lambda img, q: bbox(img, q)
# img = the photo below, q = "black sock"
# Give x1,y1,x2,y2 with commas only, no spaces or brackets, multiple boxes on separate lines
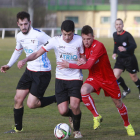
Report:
14,107,24,131
134,79,140,93
40,95,56,107
117,77,128,91
73,112,81,131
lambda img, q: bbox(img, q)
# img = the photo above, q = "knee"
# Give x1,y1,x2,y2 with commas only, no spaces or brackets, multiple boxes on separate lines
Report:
81,87,88,95
27,101,35,109
59,109,68,116
130,75,138,82
115,101,122,108
116,103,122,108
14,95,23,105
113,98,122,108
114,74,120,79
70,101,80,111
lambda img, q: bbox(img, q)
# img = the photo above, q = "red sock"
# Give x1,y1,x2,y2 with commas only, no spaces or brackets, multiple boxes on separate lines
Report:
117,103,130,126
82,93,99,117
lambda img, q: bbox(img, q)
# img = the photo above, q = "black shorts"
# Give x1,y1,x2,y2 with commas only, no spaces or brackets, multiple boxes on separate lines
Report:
17,68,51,99
55,79,83,105
114,55,139,74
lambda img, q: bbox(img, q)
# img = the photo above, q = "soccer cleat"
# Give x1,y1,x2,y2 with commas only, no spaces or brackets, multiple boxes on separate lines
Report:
73,131,83,138
93,114,103,130
69,117,74,129
4,127,23,133
125,124,135,136
122,88,131,99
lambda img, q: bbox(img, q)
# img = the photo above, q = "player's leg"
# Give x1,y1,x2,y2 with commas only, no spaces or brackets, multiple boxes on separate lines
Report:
57,101,70,116
69,96,81,134
67,79,83,138
81,83,102,130
27,71,56,108
5,89,29,133
114,57,130,97
127,54,140,98
112,98,135,136
81,83,99,117
27,93,55,108
55,78,73,116
129,73,140,99
114,68,130,98
5,69,32,133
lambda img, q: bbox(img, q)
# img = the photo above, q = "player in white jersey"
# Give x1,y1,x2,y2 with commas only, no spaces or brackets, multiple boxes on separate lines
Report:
0,11,56,133
17,20,84,138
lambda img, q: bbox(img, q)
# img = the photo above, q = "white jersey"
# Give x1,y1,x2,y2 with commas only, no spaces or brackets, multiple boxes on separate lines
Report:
42,35,84,80
12,27,51,71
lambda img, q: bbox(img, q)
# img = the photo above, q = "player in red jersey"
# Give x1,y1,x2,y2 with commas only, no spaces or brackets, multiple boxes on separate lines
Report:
57,25,135,136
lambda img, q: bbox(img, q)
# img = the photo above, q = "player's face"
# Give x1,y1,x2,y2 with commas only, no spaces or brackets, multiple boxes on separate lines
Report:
115,20,124,33
61,30,74,43
82,33,94,48
17,18,31,34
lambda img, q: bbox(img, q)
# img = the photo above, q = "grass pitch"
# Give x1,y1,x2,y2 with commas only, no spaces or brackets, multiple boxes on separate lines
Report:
0,37,140,140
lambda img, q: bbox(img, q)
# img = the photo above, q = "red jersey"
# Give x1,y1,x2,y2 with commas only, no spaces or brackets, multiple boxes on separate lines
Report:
69,40,116,84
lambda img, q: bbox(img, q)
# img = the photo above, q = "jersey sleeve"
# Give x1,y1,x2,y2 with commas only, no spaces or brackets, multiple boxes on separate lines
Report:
7,39,23,67
38,31,51,44
126,33,137,52
69,58,94,69
42,37,55,52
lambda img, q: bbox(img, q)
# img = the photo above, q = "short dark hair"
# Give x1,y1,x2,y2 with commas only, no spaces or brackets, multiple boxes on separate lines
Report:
115,18,123,24
17,11,30,22
61,20,75,32
81,25,94,36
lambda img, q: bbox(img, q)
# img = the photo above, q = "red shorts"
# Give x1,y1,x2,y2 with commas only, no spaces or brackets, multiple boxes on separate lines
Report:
84,77,121,99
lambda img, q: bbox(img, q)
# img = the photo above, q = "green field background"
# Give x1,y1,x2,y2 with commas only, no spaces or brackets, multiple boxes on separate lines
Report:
0,37,140,140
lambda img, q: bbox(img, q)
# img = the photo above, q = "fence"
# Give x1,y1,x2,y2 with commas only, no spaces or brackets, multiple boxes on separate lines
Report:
0,27,140,39
0,28,81,39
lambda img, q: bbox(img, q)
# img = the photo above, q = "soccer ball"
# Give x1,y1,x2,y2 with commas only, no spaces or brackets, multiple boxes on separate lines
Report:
54,123,71,139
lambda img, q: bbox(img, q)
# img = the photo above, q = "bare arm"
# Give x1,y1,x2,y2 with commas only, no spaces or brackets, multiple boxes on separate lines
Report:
17,48,46,69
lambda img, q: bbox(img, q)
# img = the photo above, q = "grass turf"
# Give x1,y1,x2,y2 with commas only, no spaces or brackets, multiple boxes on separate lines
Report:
0,37,140,140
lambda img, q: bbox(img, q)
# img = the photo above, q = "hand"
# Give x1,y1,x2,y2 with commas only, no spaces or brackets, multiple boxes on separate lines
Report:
112,54,116,60
17,59,26,69
118,46,126,52
77,58,86,66
57,60,69,69
0,65,10,73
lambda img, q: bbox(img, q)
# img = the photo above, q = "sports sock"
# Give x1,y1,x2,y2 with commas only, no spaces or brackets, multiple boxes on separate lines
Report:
117,103,130,126
117,77,128,91
40,95,56,107
73,112,81,131
82,93,99,117
14,107,24,131
134,79,140,93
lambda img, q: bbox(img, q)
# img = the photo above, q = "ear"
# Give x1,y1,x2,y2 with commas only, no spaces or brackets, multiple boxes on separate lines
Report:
17,22,19,27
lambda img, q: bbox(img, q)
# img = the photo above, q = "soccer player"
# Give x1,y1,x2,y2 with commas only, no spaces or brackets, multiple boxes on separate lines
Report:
0,11,56,133
112,18,140,99
17,20,84,138
57,25,135,136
